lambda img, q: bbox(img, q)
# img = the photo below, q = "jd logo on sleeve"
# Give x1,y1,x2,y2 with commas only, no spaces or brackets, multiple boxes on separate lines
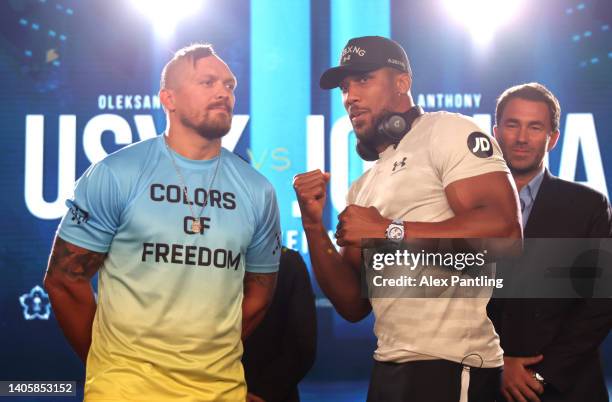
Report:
467,132,493,158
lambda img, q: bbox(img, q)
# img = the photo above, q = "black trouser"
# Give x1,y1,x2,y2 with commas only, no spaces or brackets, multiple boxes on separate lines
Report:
367,359,502,402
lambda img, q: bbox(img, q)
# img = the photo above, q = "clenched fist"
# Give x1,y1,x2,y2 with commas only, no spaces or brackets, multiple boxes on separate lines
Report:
293,170,331,229
335,205,392,248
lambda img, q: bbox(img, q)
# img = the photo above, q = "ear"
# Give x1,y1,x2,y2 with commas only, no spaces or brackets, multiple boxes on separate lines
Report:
547,130,560,152
493,125,499,140
159,88,176,112
396,72,411,94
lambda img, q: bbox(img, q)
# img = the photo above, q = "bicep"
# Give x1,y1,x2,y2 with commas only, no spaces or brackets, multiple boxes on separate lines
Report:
45,235,105,286
243,272,278,299
444,171,519,217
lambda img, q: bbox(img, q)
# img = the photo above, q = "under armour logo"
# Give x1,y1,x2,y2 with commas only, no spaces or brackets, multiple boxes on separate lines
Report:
392,157,407,172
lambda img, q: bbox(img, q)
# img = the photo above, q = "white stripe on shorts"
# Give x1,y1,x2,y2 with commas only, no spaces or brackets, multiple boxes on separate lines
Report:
459,365,470,402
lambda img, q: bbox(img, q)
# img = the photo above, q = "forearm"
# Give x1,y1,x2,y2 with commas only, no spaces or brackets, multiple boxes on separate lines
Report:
44,236,104,363
242,272,277,340
304,224,370,322
405,206,521,238
45,279,97,362
242,297,270,340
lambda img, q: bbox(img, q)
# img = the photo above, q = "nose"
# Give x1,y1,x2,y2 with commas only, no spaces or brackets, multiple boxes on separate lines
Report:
215,82,232,101
516,126,529,143
343,82,360,109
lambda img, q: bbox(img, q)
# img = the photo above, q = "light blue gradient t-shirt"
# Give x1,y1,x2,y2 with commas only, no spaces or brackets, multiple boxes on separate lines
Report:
57,135,281,401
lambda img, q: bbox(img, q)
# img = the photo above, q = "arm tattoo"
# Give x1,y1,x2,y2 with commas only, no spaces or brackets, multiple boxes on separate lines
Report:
244,272,276,289
47,237,106,282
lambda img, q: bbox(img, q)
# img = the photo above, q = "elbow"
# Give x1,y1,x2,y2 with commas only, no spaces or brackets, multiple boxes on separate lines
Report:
492,213,522,239
43,271,72,296
339,311,359,322
336,304,370,323
514,223,523,239
486,220,523,257
343,312,366,323
43,272,60,293
505,221,523,239
42,274,64,306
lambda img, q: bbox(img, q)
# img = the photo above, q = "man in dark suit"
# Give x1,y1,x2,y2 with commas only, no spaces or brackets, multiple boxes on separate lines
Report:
490,82,612,402
242,247,317,402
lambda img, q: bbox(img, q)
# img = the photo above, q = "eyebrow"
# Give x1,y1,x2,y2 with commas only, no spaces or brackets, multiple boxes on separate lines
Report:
351,72,372,80
196,74,216,81
195,74,237,85
340,72,372,87
503,117,545,126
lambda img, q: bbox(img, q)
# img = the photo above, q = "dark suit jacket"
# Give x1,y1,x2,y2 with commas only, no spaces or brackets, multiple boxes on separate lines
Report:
489,170,612,402
242,248,317,402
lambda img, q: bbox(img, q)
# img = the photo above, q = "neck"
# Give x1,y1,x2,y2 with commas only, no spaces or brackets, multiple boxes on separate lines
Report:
165,121,221,160
513,165,545,192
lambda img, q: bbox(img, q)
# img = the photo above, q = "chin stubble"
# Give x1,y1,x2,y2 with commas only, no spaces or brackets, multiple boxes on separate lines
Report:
180,113,232,140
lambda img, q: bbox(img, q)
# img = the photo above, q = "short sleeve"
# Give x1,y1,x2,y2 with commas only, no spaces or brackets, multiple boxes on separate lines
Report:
429,115,509,188
245,182,281,273
346,168,371,206
57,162,123,253
347,182,356,205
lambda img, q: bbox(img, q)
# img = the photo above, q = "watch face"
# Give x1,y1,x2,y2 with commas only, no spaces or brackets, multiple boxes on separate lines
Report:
388,226,404,240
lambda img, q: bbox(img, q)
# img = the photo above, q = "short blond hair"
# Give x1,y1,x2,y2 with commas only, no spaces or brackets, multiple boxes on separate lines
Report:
160,43,216,89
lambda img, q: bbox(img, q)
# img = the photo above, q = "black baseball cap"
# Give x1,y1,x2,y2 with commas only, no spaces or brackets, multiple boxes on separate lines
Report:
320,36,411,89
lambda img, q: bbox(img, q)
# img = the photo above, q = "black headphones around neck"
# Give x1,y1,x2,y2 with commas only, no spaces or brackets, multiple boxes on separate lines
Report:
377,105,424,142
356,106,425,161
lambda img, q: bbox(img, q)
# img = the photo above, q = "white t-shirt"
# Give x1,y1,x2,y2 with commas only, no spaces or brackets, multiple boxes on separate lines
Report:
348,111,509,368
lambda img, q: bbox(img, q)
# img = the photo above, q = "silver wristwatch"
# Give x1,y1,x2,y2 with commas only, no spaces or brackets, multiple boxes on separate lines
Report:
385,219,404,241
